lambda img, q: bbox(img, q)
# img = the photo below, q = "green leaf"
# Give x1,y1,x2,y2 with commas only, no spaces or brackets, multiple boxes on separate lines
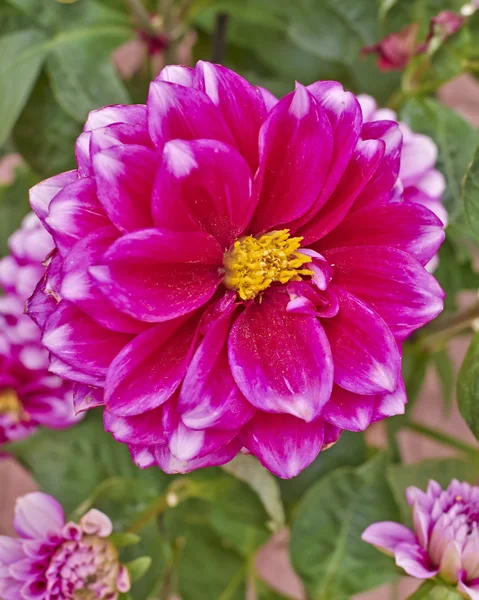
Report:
457,332,479,440
279,431,367,507
388,459,479,525
0,28,48,145
290,454,400,599
222,453,285,531
463,144,479,244
126,556,152,583
12,72,82,177
108,532,141,548
408,580,463,599
400,98,479,221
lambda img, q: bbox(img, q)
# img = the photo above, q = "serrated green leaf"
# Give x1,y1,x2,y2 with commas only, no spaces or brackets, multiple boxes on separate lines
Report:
457,332,479,440
290,454,400,600
126,556,152,583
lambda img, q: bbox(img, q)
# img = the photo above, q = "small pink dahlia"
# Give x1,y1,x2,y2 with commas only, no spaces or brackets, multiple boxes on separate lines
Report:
0,214,78,444
363,479,479,599
0,492,130,599
29,62,444,478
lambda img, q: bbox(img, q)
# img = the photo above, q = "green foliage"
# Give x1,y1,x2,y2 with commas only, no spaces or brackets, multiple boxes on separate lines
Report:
290,454,401,599
457,331,479,440
408,580,464,599
126,556,152,583
463,144,479,245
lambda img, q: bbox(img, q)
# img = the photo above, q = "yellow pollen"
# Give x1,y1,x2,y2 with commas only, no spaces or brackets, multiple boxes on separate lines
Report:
0,388,23,421
223,229,313,301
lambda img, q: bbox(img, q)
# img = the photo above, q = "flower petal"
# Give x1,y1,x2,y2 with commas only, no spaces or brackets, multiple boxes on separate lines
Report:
321,287,400,395
323,246,444,340
257,86,278,111
228,290,333,422
320,385,376,432
92,145,159,232
147,81,235,151
89,122,152,158
90,229,222,322
105,316,197,416
152,139,256,249
29,171,77,223
239,411,325,478
153,438,242,474
73,384,104,413
156,65,195,86
251,84,333,233
84,104,147,132
14,492,64,539
394,542,439,579
195,61,266,170
104,405,166,445
371,379,407,423
362,522,417,555
178,302,256,430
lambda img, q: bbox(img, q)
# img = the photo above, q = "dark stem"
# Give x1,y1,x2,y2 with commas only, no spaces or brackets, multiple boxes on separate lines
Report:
211,12,229,64
406,421,479,456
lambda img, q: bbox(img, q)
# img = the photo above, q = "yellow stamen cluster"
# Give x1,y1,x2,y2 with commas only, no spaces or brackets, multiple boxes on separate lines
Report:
223,229,313,301
0,388,23,420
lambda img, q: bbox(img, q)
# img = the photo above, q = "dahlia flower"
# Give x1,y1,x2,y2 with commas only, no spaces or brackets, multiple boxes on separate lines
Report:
29,61,444,478
0,213,78,444
363,479,479,599
0,492,130,599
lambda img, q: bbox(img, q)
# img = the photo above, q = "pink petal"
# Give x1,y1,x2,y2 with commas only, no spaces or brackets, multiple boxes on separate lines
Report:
45,177,110,256
0,537,25,564
298,138,385,244
323,246,445,340
239,412,325,478
178,302,256,430
320,385,377,432
43,302,131,382
362,522,417,555
104,405,166,445
394,542,439,579
195,61,266,170
84,104,147,131
156,65,195,86
49,355,105,387
251,84,333,233
90,122,152,158
29,171,77,223
90,229,222,322
80,509,113,537
61,226,146,333
129,444,156,468
458,581,479,600
228,290,333,422
152,139,256,249
257,86,278,111
321,287,400,395
439,540,463,583
73,384,104,413
371,379,407,423
153,438,241,474
317,203,444,267
400,129,438,186
92,145,159,232
14,492,64,539
105,316,197,416
147,81,235,151
75,131,92,176
462,534,479,580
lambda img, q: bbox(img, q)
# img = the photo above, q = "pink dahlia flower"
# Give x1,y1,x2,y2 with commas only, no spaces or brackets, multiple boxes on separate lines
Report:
0,492,130,599
0,214,78,444
28,62,445,478
363,479,479,599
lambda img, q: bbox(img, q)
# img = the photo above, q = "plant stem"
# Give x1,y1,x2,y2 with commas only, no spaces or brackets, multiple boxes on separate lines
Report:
211,12,229,63
125,0,155,33
406,421,479,457
417,302,479,352
127,494,169,534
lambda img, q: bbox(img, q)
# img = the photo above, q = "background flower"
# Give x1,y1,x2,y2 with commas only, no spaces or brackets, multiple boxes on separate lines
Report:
29,61,444,478
0,214,79,445
0,491,130,599
363,479,479,599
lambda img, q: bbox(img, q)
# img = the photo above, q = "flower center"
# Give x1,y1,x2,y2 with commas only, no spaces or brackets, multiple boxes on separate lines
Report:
223,229,313,301
0,389,23,421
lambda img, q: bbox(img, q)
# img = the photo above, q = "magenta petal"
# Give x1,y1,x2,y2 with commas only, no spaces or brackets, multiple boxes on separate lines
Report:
84,104,147,132
322,287,400,395
76,131,92,176
323,246,445,340
29,171,77,223
129,444,156,468
153,438,241,474
371,379,407,423
73,384,104,413
105,317,197,416
61,226,147,333
317,203,445,267
90,229,222,322
90,122,152,158
257,87,278,111
239,412,325,478
45,177,110,256
362,522,417,556
147,81,235,151
251,84,333,233
14,492,64,539
320,385,377,432
458,580,479,600
394,542,439,579
195,61,266,170
0,537,24,564
92,145,159,232
104,406,166,445
156,65,195,86
178,303,256,431
49,355,104,387
152,139,256,248
43,302,131,381
299,138,384,244
228,291,333,422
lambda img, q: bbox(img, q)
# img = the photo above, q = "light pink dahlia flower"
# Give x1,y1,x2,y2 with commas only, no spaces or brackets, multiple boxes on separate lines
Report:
0,214,78,444
28,62,445,478
0,492,130,599
363,480,479,599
